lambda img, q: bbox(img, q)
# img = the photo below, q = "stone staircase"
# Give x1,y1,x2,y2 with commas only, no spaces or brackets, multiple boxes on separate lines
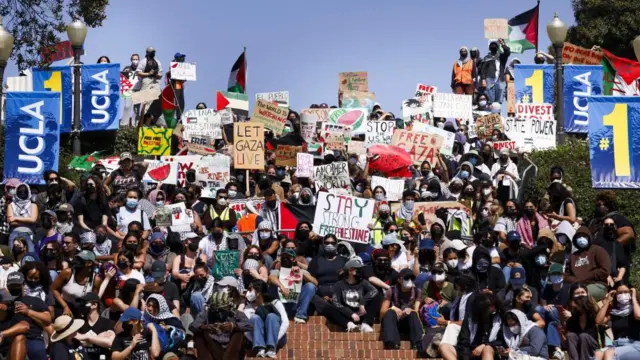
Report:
245,316,427,360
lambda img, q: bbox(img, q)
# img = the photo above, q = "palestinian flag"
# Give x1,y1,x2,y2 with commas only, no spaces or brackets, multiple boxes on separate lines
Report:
68,152,101,171
227,50,247,94
506,4,539,54
279,202,315,239
161,85,177,128
601,49,640,96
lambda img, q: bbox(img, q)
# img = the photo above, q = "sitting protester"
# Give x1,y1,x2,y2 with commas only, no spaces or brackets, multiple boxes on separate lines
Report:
381,268,423,350
244,280,288,358
595,284,640,360
495,309,549,359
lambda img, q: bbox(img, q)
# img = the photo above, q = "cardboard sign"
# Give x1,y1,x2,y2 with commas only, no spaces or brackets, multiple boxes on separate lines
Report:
515,103,554,121
507,81,516,114
195,155,231,197
339,72,368,92
233,123,265,170
229,198,264,220
328,108,368,135
504,117,557,151
484,18,509,39
252,99,288,135
402,98,433,125
562,43,603,65
412,124,455,156
131,88,161,105
278,267,303,303
492,141,517,151
170,62,197,81
183,108,223,140
433,93,473,120
341,90,375,110
138,127,172,155
390,201,470,230
365,120,395,147
160,155,201,187
256,91,290,108
143,160,178,185
325,133,346,151
313,192,374,244
296,153,314,178
300,108,328,142
187,136,216,155
348,141,366,155
415,84,437,100
212,250,240,279
371,176,405,201
276,145,302,166
475,113,503,139
159,203,194,227
41,40,75,63
391,129,443,166
217,91,249,122
313,162,350,191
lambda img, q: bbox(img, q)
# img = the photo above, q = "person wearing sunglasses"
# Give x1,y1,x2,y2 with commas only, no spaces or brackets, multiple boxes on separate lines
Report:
202,189,237,232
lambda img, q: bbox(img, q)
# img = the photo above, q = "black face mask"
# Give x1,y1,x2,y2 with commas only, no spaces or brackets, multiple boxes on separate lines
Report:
118,261,129,270
379,213,390,220
297,229,310,241
96,234,107,244
266,200,277,209
25,280,39,288
16,190,28,200
431,228,443,239
85,185,97,194
73,259,86,270
212,232,223,241
188,242,199,252
227,237,239,250
126,243,138,252
490,46,498,54
122,323,134,333
12,247,24,256
375,260,390,273
281,258,294,268
603,225,617,240
79,304,92,317
509,241,520,250
595,206,608,218
111,207,119,216
523,208,535,218
8,287,22,296
246,254,260,261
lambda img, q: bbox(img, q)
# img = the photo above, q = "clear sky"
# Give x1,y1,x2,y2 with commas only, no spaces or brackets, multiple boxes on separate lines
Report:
4,0,575,113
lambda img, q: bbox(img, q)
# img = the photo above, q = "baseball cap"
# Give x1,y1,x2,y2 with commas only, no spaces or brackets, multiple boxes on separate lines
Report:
548,263,564,275
120,152,133,161
399,268,415,280
76,250,96,262
174,52,186,58
510,267,527,288
151,260,166,282
507,231,522,242
344,258,364,270
419,239,435,250
42,210,57,219
217,276,239,289
499,148,510,156
56,203,74,213
450,239,468,251
77,292,101,304
120,307,142,322
6,272,24,286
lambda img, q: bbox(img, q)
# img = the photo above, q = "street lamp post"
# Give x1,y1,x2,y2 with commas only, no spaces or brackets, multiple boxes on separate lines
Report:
0,17,15,124
66,20,88,155
633,36,640,62
547,12,568,145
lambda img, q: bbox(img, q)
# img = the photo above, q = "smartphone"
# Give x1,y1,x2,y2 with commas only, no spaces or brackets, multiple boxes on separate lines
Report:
556,305,565,313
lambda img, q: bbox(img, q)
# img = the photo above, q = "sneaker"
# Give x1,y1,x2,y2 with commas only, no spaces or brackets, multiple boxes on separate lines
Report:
266,350,277,358
551,348,565,360
346,322,359,332
294,317,306,324
360,323,374,333
256,349,266,358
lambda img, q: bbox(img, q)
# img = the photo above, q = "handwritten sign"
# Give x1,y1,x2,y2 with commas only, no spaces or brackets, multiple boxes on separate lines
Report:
507,81,516,114
276,145,302,166
229,198,264,220
296,153,314,178
251,99,288,135
402,98,433,125
562,42,603,65
162,203,194,227
492,141,517,151
415,84,437,100
313,162,350,191
256,91,290,108
325,133,346,151
390,201,470,230
278,267,303,303
433,93,473,120
195,155,231,196
484,18,509,39
233,123,265,170
313,192,374,244
504,117,557,151
348,141,366,155
160,155,200,187
300,108,328,142
183,108,223,140
138,127,172,156
212,250,240,279
188,136,216,155
515,103,554,121
371,176,405,201
475,113,503,139
170,62,197,81
365,120,395,147
41,40,76,63
341,90,375,110
391,129,443,166
339,72,368,92
143,160,178,185
328,108,367,135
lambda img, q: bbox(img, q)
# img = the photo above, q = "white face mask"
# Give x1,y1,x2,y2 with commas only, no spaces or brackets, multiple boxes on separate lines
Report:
246,290,256,302
292,192,300,199
617,293,632,305
403,279,414,288
447,259,459,269
259,232,271,240
509,325,520,334
434,273,446,282
483,188,492,196
228,190,237,198
217,198,228,207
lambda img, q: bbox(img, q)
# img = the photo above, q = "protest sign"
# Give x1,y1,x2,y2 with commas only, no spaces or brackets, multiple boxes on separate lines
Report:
120,71,137,98
563,65,604,134
412,124,455,156
493,141,517,152
143,160,178,185
415,84,437,99
341,91,375,111
3,92,61,185
155,207,173,227
348,141,366,155
296,153,314,177
187,136,216,155
195,155,231,196
325,133,346,151
182,108,223,140
167,203,194,226
160,155,201,187
588,96,640,188
276,145,302,166
402,98,433,125
131,87,161,105
138,127,172,156
251,99,288,135
392,129,443,166
322,122,351,140
300,108,328,142
278,267,303,303
32,66,72,133
81,63,120,132
40,40,76,63
314,162,350,191
507,81,515,114
256,91,289,108
515,103,554,121
484,18,509,39
514,65,555,105
233,123,265,170
365,120,395,147
170,62,196,81
212,250,240,279
313,192,374,244
503,117,557,151
390,201,471,230
229,198,264,220
371,176,404,201
475,113,503,139
328,108,367,135
339,72,368,92
217,91,249,121
563,43,603,65
433,93,473,120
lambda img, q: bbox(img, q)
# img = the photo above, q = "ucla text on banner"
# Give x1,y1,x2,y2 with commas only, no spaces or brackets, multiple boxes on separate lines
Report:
4,92,61,185
514,64,555,105
588,96,640,189
563,65,603,134
81,63,121,131
32,66,72,133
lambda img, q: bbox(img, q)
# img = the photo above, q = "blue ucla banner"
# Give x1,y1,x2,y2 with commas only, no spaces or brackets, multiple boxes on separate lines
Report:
563,65,603,134
32,66,73,133
81,63,121,131
514,64,555,105
4,92,61,185
588,96,640,189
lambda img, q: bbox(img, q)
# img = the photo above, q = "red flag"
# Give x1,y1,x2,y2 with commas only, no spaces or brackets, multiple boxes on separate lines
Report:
216,91,230,111
602,49,640,85
161,86,176,111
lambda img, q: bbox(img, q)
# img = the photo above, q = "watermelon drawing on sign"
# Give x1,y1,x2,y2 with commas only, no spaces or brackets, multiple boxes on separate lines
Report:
148,164,171,182
329,109,366,133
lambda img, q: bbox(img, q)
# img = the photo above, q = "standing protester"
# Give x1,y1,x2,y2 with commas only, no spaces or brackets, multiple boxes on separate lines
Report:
480,39,511,104
451,46,477,96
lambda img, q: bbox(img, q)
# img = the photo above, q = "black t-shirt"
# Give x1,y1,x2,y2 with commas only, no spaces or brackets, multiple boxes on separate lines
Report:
109,168,143,196
308,256,347,287
611,313,640,341
11,295,49,339
74,197,110,229
112,329,152,360
541,283,571,307
78,316,116,360
50,339,88,360
361,265,398,288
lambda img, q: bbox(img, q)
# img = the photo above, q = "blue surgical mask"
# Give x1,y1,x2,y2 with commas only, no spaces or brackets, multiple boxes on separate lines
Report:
403,200,414,210
356,186,364,193
535,254,547,266
459,170,470,179
576,237,589,249
126,199,138,208
156,201,164,207
469,157,477,165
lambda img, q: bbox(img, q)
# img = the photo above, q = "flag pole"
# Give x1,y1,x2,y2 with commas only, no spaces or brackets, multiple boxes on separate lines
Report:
536,0,540,53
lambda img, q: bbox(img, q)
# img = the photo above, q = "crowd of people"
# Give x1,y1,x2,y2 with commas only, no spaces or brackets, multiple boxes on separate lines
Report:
0,41,637,360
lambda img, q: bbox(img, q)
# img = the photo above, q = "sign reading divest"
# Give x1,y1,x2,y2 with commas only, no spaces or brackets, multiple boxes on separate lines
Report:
392,129,443,166
365,120,395,147
313,192,374,244
433,93,473,120
81,63,120,131
563,65,604,134
170,62,197,81
252,99,288,135
515,103,554,121
233,123,265,170
182,108,224,140
339,72,368,92
313,162,350,191
4,92,61,185
493,141,517,151
138,127,172,156
514,64,555,105
256,91,290,108
212,250,240,279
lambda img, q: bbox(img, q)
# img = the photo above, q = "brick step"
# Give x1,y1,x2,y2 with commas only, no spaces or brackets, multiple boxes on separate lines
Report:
287,323,383,333
245,348,424,359
282,339,415,350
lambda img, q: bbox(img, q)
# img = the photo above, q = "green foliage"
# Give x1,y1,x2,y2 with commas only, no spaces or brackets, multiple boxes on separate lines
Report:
0,0,109,70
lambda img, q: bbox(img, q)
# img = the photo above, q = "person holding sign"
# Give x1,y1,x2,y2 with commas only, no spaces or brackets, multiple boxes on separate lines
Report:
244,280,289,358
480,40,511,104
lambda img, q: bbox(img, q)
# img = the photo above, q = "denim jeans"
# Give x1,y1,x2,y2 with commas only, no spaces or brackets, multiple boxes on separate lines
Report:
251,313,283,350
190,291,206,314
263,254,275,270
295,283,317,320
535,305,561,347
486,77,506,104
26,338,48,360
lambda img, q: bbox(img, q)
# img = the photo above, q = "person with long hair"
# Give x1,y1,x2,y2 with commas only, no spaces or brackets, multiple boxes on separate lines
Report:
517,199,550,249
116,250,145,284
244,280,289,358
547,182,578,224
235,245,269,291
172,233,200,292
595,284,640,360
51,250,103,317
75,175,110,231
116,189,151,241
561,283,601,360
495,198,520,244
21,261,55,319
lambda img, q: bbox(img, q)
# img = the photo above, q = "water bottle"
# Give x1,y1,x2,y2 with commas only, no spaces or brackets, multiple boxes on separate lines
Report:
99,356,106,360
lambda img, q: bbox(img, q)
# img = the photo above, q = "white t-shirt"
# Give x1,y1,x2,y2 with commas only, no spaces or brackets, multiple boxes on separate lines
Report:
120,269,146,284
391,252,408,271
117,207,151,234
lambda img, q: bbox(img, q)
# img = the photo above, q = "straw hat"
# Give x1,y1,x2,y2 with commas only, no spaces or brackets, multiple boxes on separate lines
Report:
50,315,85,343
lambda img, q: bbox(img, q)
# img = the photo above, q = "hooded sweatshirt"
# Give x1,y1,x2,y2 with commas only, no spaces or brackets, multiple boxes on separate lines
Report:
331,278,378,318
500,309,548,358
471,246,506,294
565,226,611,285
455,161,477,182
431,218,452,259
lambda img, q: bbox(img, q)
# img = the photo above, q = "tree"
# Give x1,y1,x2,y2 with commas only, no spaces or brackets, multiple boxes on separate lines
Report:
565,0,640,60
0,0,108,70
